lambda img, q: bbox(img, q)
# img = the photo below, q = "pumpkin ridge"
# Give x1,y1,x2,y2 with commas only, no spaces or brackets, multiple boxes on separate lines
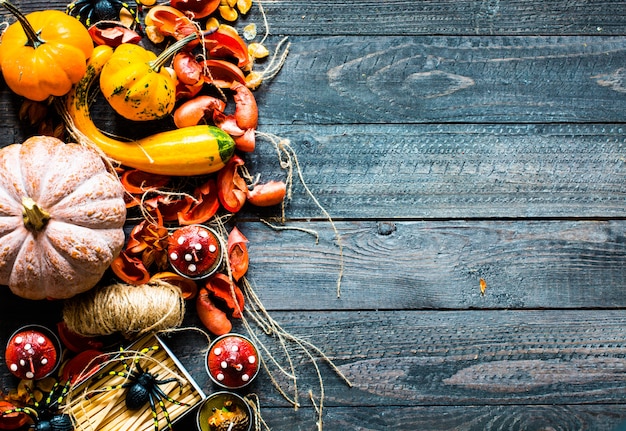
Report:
0,145,28,204
0,136,125,300
45,221,119,271
8,235,44,300
0,227,27,285
51,172,126,226
35,141,107,208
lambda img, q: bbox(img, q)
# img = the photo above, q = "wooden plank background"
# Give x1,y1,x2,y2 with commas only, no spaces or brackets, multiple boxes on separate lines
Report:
0,1,625,430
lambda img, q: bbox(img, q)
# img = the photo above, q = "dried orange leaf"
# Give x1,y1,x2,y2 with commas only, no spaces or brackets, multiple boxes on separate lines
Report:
480,278,487,295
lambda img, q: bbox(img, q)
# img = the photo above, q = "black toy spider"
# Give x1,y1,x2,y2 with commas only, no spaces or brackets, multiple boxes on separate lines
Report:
91,346,189,431
66,0,139,27
1,380,73,431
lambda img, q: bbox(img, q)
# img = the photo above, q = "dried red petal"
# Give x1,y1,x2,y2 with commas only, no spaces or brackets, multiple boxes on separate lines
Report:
110,250,151,285
0,401,29,430
246,180,287,207
173,51,203,85
61,350,107,384
177,178,220,225
203,25,251,69
88,23,142,47
57,322,104,353
145,5,196,39
217,155,247,213
150,271,199,300
196,288,232,335
144,195,193,222
227,227,249,281
205,273,244,318
170,0,220,19
119,169,170,195
200,58,246,88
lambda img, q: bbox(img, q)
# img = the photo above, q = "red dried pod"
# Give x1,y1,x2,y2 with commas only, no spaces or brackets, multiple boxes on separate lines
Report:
88,23,141,47
60,349,107,384
119,169,170,195
227,227,249,281
177,178,220,225
173,95,226,129
203,25,250,70
143,195,193,223
205,273,244,318
217,155,247,213
206,334,259,389
145,5,196,39
173,51,203,86
110,250,151,285
196,287,232,335
57,321,104,353
246,180,287,207
200,58,246,88
170,0,220,19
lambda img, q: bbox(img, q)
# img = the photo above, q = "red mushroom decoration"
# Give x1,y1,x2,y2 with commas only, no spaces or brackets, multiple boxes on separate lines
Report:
4,326,60,380
168,225,223,279
206,334,259,389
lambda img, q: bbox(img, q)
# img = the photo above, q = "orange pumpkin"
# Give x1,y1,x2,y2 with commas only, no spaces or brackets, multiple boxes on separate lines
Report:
0,136,126,300
0,1,94,101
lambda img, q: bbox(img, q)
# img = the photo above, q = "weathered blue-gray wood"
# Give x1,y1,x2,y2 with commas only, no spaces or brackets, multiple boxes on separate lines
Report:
0,0,624,430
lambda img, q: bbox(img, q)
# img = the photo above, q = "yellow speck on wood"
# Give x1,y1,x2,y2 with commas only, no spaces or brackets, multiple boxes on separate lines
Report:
479,278,487,295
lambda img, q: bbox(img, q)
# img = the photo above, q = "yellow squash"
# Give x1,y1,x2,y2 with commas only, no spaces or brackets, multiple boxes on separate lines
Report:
99,33,195,121
63,45,235,176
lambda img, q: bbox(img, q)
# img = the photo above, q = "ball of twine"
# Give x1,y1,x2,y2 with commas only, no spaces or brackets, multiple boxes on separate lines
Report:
62,280,185,340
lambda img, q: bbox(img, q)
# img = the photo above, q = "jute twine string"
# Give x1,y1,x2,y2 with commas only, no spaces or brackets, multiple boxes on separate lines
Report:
62,280,185,340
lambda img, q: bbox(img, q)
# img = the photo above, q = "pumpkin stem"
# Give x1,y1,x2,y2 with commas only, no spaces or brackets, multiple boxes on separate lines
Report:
22,197,50,231
149,32,202,72
0,0,45,49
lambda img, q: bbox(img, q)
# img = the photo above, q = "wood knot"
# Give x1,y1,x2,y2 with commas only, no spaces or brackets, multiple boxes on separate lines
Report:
377,222,396,236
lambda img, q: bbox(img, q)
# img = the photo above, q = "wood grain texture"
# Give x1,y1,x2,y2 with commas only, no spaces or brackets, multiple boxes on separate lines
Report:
248,124,626,219
209,405,626,431
0,0,623,430
6,1,626,36
250,35,626,125
251,1,626,37
238,219,626,310
161,310,626,408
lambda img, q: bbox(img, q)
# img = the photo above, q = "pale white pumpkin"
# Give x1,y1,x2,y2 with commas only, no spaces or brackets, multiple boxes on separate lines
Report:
0,136,126,300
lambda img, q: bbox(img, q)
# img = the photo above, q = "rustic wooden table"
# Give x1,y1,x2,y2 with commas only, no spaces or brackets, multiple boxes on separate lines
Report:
1,1,626,430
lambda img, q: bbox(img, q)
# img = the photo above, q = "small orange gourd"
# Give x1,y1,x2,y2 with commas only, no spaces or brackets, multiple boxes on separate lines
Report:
0,1,93,101
0,136,127,300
